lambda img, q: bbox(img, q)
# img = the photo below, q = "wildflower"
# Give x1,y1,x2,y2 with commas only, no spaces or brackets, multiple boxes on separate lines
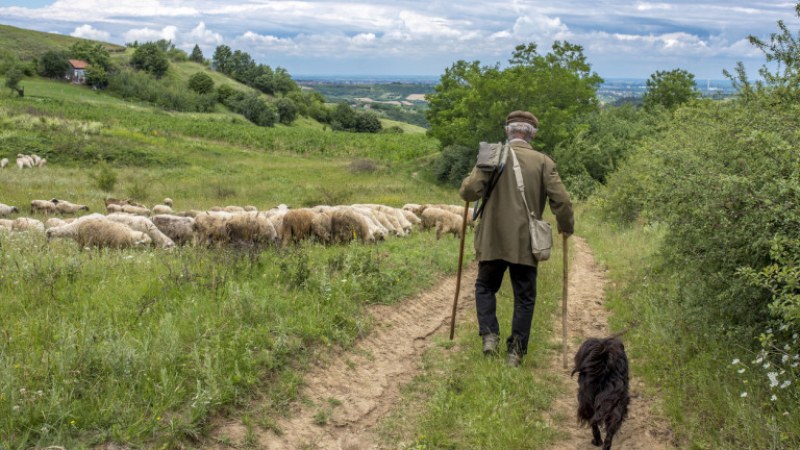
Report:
732,358,740,365
19,388,26,395
771,395,778,402
780,380,792,389
783,355,790,363
763,362,771,369
738,368,746,374
767,328,773,334
741,392,748,398
70,419,76,425
768,372,779,388
780,324,789,331
785,344,791,351
792,362,799,368
12,405,19,412
756,357,764,364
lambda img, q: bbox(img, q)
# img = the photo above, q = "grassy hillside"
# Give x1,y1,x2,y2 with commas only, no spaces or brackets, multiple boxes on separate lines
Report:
0,70,465,448
0,23,125,60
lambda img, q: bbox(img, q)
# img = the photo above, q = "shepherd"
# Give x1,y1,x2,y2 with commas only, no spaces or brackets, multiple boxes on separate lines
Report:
459,110,574,367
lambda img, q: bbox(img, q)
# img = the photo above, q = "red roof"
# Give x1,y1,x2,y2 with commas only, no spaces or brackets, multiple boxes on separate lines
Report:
68,59,89,69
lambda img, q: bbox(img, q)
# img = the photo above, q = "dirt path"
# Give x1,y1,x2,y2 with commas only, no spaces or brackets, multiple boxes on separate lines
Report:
210,264,478,450
544,237,675,450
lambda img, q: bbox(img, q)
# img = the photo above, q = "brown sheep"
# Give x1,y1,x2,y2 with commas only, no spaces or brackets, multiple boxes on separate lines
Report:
330,208,374,244
193,212,231,246
421,208,463,239
152,214,195,246
72,219,151,249
280,208,316,246
311,211,332,244
31,199,57,215
11,217,45,233
51,199,89,215
225,212,278,247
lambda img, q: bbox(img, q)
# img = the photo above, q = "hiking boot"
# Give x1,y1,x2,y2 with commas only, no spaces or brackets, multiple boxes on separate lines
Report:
482,333,500,355
505,350,522,368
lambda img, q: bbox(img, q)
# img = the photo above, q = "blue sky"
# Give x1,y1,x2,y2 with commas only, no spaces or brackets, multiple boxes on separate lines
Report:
1,0,798,79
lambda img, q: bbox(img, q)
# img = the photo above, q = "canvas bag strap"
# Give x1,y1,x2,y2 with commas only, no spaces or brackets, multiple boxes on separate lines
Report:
509,147,534,219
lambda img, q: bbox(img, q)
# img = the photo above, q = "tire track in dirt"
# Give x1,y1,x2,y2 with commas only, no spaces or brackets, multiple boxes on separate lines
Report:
544,237,675,450
210,264,478,449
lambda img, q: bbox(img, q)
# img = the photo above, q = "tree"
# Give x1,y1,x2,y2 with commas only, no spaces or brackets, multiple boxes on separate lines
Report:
212,45,232,73
130,42,169,78
85,65,108,88
188,72,214,94
38,50,69,78
275,97,298,125
190,44,204,63
354,111,382,133
426,41,603,155
69,41,111,70
232,92,278,127
4,65,23,95
642,69,700,110
273,67,298,94
331,103,357,130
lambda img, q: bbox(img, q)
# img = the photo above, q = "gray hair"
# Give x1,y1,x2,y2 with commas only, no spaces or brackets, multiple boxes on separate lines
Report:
505,122,537,142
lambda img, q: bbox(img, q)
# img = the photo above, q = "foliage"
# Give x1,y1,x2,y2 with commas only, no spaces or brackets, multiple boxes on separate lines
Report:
354,111,382,133
553,105,660,199
91,159,118,192
216,83,236,103
725,3,800,102
84,64,108,88
107,68,216,112
326,103,382,133
211,45,298,96
275,96,298,125
187,71,214,94
189,44,204,64
433,144,475,186
68,41,111,71
427,41,602,183
226,91,278,127
130,42,169,78
642,68,700,110
4,65,23,94
37,50,69,78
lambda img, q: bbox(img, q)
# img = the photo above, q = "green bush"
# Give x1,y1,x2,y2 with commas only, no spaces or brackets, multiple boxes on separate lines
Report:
38,50,69,79
433,144,475,186
107,69,214,112
130,42,169,78
228,92,278,127
188,72,214,94
275,97,298,125
91,160,118,192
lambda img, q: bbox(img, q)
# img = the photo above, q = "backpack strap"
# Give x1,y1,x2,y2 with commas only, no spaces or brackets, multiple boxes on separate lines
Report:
473,142,509,220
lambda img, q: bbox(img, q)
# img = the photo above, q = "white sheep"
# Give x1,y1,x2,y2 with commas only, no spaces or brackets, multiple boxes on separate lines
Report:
31,199,57,215
0,158,8,169
152,204,174,215
152,214,195,246
45,218,68,229
52,199,89,215
47,218,151,249
0,219,12,231
16,155,32,169
105,213,175,249
162,197,173,207
0,203,19,217
11,217,45,233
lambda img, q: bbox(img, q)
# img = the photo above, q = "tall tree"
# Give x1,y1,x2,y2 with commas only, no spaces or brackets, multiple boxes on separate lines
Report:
130,42,169,78
38,50,69,78
190,44,204,63
642,68,700,110
426,41,602,154
68,41,111,70
212,45,232,73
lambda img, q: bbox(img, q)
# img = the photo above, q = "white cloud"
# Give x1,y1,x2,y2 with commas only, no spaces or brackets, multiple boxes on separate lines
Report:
636,2,672,11
70,24,110,41
0,0,197,22
123,25,178,44
186,22,223,46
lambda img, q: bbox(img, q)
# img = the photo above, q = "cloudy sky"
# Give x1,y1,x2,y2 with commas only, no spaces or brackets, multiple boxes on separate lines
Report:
1,0,798,79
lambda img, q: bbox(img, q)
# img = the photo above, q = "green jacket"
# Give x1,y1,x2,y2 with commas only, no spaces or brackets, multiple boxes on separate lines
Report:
459,140,573,267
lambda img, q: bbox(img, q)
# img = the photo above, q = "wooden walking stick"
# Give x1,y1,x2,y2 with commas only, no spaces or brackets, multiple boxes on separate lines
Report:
562,234,569,369
449,201,471,340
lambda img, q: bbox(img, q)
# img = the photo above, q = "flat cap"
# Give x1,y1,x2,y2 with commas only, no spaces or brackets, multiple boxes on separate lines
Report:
505,110,539,128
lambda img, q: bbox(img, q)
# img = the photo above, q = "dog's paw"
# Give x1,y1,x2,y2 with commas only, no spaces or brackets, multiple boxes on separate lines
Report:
591,438,602,447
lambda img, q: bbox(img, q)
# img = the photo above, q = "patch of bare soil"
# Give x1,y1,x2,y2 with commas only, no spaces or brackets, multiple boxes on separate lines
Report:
544,237,675,450
209,264,478,450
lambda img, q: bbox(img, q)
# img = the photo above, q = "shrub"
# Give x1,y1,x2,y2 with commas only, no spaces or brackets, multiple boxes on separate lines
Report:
130,42,169,78
229,92,278,127
216,84,236,103
4,65,23,95
433,144,475,186
85,65,108,88
354,111,382,133
275,97,298,125
188,72,214,94
91,160,118,192
38,50,69,79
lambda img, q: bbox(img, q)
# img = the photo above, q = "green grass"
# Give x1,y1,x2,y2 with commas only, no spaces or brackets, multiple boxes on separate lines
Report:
376,217,567,449
380,118,427,134
577,204,800,448
0,24,125,60
0,69,471,448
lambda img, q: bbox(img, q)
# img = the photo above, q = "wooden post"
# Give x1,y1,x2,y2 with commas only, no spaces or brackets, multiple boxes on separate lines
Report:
562,234,569,369
449,201,470,340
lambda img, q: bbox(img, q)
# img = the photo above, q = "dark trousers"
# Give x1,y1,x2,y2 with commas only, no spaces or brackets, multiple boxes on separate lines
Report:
475,259,537,355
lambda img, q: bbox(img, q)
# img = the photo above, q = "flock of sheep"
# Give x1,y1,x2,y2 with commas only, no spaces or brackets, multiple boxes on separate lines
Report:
0,197,473,250
0,154,47,169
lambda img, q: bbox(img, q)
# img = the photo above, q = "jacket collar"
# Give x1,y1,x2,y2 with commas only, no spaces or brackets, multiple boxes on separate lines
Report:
509,139,533,150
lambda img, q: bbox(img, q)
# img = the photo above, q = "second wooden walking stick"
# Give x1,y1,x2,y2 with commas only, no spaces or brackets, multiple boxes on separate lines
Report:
562,234,569,369
449,201,470,340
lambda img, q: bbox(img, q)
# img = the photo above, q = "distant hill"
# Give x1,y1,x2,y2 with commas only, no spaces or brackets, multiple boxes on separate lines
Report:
0,23,125,60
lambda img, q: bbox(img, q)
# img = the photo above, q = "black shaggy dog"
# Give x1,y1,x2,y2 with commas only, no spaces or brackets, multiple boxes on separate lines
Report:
571,336,630,450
